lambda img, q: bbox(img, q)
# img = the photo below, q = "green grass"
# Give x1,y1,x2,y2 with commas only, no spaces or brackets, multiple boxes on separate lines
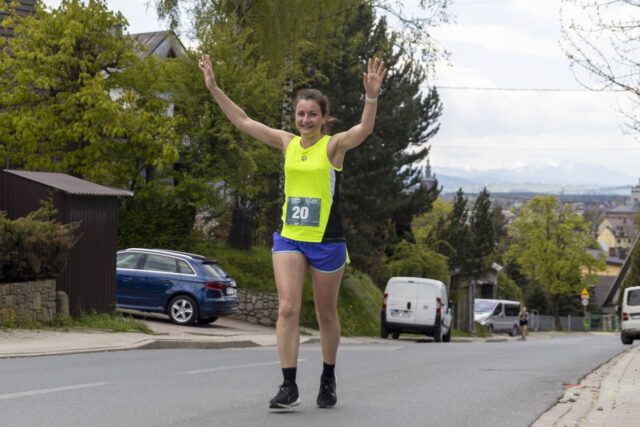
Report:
0,311,153,333
50,312,153,334
192,243,383,336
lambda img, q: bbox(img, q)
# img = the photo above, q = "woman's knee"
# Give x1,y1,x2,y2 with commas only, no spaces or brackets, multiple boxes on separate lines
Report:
316,309,339,326
278,302,300,321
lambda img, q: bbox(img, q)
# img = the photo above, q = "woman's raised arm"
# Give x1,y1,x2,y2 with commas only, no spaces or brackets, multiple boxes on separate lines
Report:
328,58,387,166
199,54,293,150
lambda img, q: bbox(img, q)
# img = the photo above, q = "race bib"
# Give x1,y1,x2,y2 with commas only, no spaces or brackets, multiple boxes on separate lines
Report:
286,197,321,226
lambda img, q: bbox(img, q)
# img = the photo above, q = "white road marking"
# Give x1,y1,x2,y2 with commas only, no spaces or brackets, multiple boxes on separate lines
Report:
0,382,112,400
181,359,306,375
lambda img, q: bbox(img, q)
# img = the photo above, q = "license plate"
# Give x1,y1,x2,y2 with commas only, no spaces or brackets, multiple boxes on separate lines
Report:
226,288,237,297
631,314,640,320
391,309,410,318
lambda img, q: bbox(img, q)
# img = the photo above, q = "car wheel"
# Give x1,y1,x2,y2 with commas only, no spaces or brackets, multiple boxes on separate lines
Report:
488,324,494,335
621,331,634,345
391,332,400,339
443,327,452,343
168,295,199,325
199,316,218,325
510,325,519,337
381,323,389,339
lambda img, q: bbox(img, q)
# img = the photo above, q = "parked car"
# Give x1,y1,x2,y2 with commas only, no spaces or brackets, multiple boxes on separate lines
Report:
474,299,521,336
380,276,453,342
621,285,640,345
116,248,238,325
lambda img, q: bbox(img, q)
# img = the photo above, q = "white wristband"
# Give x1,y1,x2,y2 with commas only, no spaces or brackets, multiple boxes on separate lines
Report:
365,95,378,104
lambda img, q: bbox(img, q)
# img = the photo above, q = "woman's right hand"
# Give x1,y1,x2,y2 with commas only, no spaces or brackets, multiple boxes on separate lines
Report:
198,54,217,92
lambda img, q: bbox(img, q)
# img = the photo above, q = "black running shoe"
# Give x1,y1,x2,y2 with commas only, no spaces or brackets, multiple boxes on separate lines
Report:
316,376,337,408
269,383,301,409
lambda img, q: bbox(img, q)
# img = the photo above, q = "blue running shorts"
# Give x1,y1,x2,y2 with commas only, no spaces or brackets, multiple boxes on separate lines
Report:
272,232,348,273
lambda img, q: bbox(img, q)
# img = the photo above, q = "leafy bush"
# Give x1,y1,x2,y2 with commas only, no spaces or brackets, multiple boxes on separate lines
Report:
118,189,196,251
192,243,382,336
383,240,449,285
0,205,78,282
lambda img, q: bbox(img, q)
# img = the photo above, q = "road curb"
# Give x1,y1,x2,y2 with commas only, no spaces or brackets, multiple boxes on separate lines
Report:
0,338,263,359
531,347,632,426
136,339,260,350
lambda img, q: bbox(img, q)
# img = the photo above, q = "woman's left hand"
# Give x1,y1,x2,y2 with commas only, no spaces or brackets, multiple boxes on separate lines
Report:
363,57,387,98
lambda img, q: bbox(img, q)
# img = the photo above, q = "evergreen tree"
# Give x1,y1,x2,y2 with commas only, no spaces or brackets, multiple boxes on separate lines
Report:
436,188,472,276
297,5,441,280
468,187,496,279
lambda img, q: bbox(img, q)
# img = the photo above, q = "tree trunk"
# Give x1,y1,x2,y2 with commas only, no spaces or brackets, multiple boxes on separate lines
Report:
228,196,254,250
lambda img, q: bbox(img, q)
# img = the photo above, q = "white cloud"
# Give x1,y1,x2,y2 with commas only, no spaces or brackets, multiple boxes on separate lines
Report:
507,0,561,21
432,23,563,59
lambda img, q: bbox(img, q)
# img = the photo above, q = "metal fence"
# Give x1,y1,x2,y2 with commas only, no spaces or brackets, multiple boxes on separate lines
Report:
529,313,620,332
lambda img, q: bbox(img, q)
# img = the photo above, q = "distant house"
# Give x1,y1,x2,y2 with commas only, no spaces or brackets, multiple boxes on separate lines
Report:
129,31,187,59
587,247,624,308
501,209,517,225
596,180,640,258
0,0,36,39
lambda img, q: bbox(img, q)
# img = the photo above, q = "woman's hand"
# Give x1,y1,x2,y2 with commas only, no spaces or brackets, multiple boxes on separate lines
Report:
198,54,217,92
363,57,387,98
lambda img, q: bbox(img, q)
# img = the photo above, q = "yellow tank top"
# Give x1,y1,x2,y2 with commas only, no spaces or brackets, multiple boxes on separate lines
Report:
280,135,344,242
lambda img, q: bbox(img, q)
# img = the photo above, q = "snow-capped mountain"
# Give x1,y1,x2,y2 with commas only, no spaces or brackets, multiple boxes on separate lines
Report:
433,162,636,194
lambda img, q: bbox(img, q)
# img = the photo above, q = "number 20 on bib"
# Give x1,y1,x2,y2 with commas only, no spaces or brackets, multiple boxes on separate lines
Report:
286,197,321,227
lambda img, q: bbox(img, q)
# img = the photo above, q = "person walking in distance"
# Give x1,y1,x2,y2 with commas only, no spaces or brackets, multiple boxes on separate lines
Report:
519,306,529,341
199,54,387,409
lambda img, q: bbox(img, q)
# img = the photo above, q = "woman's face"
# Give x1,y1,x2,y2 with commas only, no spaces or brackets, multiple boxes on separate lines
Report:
295,99,326,137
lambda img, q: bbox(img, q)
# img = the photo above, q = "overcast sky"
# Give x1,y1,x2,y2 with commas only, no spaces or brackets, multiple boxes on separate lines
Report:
42,0,640,183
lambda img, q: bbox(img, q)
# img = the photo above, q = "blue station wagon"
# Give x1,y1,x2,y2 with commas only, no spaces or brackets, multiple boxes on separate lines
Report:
116,248,238,325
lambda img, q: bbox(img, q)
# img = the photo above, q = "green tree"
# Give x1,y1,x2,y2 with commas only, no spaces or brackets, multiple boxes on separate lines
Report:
506,196,605,327
161,8,285,249
384,240,448,284
468,188,496,279
496,270,524,303
413,197,452,247
0,0,180,190
436,189,472,275
159,1,444,264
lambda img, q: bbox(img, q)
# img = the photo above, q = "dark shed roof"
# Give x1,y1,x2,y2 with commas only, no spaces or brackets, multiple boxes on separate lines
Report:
4,170,133,197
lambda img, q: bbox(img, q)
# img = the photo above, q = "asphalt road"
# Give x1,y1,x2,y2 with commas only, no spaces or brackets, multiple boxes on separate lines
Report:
0,333,625,427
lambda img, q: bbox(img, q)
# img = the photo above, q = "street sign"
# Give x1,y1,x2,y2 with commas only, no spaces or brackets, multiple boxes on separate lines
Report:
581,288,589,299
581,298,589,306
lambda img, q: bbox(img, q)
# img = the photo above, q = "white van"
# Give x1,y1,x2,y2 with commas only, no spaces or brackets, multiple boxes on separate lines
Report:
621,286,640,345
381,276,453,342
474,299,521,336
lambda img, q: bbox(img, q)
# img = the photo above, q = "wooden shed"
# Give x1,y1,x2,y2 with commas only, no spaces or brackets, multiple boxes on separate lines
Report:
0,170,133,313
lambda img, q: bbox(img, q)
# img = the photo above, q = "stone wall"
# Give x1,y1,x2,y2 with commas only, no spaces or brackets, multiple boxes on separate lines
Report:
229,288,279,327
0,279,56,324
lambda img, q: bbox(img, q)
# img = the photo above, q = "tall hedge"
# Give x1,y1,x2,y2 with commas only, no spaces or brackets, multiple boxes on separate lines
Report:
0,206,78,282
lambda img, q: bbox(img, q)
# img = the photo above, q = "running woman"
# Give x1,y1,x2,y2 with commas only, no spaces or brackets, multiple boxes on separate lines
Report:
199,54,387,409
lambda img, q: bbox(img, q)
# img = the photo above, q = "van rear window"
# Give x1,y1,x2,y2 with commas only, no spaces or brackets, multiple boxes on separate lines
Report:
628,289,640,306
505,304,520,316
475,301,497,313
